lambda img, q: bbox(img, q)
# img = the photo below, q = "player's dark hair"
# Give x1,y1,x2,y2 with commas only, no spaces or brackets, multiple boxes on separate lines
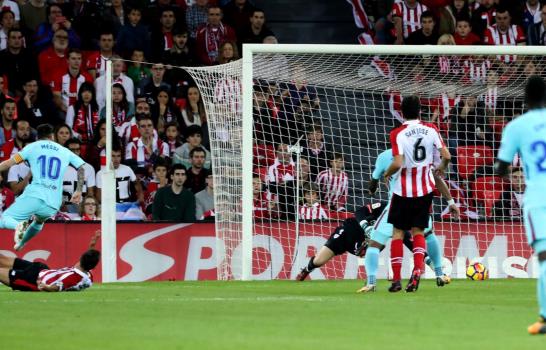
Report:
189,146,206,158
525,75,546,108
37,124,55,139
401,95,421,120
170,163,186,177
80,249,101,271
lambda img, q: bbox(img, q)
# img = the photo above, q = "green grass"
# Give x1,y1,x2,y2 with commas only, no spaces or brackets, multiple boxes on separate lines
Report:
0,279,544,350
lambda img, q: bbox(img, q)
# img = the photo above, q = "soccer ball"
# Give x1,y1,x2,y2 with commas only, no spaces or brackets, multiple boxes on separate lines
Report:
466,262,488,280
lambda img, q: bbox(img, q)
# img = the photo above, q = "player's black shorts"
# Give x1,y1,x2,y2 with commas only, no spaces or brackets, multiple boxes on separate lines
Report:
8,258,49,291
324,218,364,256
387,193,433,231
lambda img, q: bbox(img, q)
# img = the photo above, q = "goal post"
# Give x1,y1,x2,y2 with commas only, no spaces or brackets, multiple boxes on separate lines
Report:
181,44,546,280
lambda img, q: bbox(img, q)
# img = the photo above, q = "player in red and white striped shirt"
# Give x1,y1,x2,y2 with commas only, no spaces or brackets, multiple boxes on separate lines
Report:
384,95,451,292
391,0,428,44
316,153,349,211
298,182,329,220
483,7,526,63
0,231,100,292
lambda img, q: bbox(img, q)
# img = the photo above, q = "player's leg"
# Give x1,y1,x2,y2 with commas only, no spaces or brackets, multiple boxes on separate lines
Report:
15,202,56,251
0,197,32,230
359,207,391,292
0,254,15,269
296,246,335,281
425,231,451,286
0,267,10,286
389,228,405,292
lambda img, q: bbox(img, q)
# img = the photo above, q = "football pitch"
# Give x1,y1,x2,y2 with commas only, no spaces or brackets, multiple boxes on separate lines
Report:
0,279,543,350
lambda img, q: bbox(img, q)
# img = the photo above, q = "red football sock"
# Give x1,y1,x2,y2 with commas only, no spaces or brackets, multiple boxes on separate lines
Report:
390,239,403,281
412,234,426,273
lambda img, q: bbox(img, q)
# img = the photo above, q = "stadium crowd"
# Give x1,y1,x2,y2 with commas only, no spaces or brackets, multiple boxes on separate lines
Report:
0,0,277,221
0,0,540,222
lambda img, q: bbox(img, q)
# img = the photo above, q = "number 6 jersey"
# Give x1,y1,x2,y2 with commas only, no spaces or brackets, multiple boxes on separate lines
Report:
14,140,85,210
389,120,445,198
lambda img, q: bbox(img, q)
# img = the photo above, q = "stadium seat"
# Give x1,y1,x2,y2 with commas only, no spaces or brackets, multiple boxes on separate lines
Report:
254,167,268,182
470,176,506,217
456,145,495,180
253,143,276,167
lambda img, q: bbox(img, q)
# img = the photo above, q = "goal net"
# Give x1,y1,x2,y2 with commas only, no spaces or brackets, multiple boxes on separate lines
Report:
184,45,540,281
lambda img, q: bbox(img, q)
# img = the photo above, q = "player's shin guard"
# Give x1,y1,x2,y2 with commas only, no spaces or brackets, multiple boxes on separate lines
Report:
412,234,426,273
390,239,403,282
426,234,444,277
18,221,44,248
364,247,380,286
0,215,18,230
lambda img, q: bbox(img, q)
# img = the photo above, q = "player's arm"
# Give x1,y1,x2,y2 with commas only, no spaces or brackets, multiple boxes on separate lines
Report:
89,230,101,250
368,178,379,196
37,282,60,292
384,155,403,180
0,157,19,173
435,147,451,177
433,172,460,220
70,166,85,204
495,122,518,178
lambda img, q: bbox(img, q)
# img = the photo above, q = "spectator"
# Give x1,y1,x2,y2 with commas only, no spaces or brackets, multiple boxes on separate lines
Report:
0,0,20,23
0,99,15,147
173,124,211,168
267,143,294,184
298,182,329,221
454,16,481,45
34,4,80,52
143,159,169,216
150,8,178,61
195,5,236,65
100,0,126,36
17,78,60,129
180,85,206,130
151,87,181,135
217,40,238,64
391,0,428,44
100,83,135,133
184,146,210,193
95,57,135,111
186,0,209,39
126,49,151,87
471,0,497,39
0,171,14,215
137,63,171,108
152,163,195,222
238,8,274,51
0,28,39,97
523,0,542,32
222,0,255,35
316,153,349,212
78,195,100,221
162,26,197,91
493,168,525,219
118,100,156,146
125,114,169,171
527,4,546,45
54,123,73,146
116,7,151,59
86,119,109,171
85,30,116,80
0,75,9,107
38,28,69,87
51,48,93,115
443,0,472,34
281,64,320,113
62,138,96,214
253,173,275,219
65,82,100,145
143,0,185,28
20,0,47,34
96,147,145,220
406,10,439,45
68,0,100,52
195,171,214,220
163,121,182,158
0,117,30,162
0,9,17,51
301,124,331,180
483,6,526,64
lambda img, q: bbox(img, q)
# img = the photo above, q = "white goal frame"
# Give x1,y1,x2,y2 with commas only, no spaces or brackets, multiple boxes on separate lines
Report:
240,44,546,281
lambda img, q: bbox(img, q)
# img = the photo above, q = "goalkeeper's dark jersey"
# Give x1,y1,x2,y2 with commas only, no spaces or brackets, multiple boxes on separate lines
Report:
324,203,384,256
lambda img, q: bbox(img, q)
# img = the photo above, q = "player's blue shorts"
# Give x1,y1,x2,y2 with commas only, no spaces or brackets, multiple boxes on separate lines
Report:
370,201,433,246
523,206,546,248
3,195,57,222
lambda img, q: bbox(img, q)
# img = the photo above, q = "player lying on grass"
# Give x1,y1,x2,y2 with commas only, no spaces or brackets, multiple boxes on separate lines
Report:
295,202,452,282
0,124,85,250
0,231,100,292
495,75,546,335
358,147,460,293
